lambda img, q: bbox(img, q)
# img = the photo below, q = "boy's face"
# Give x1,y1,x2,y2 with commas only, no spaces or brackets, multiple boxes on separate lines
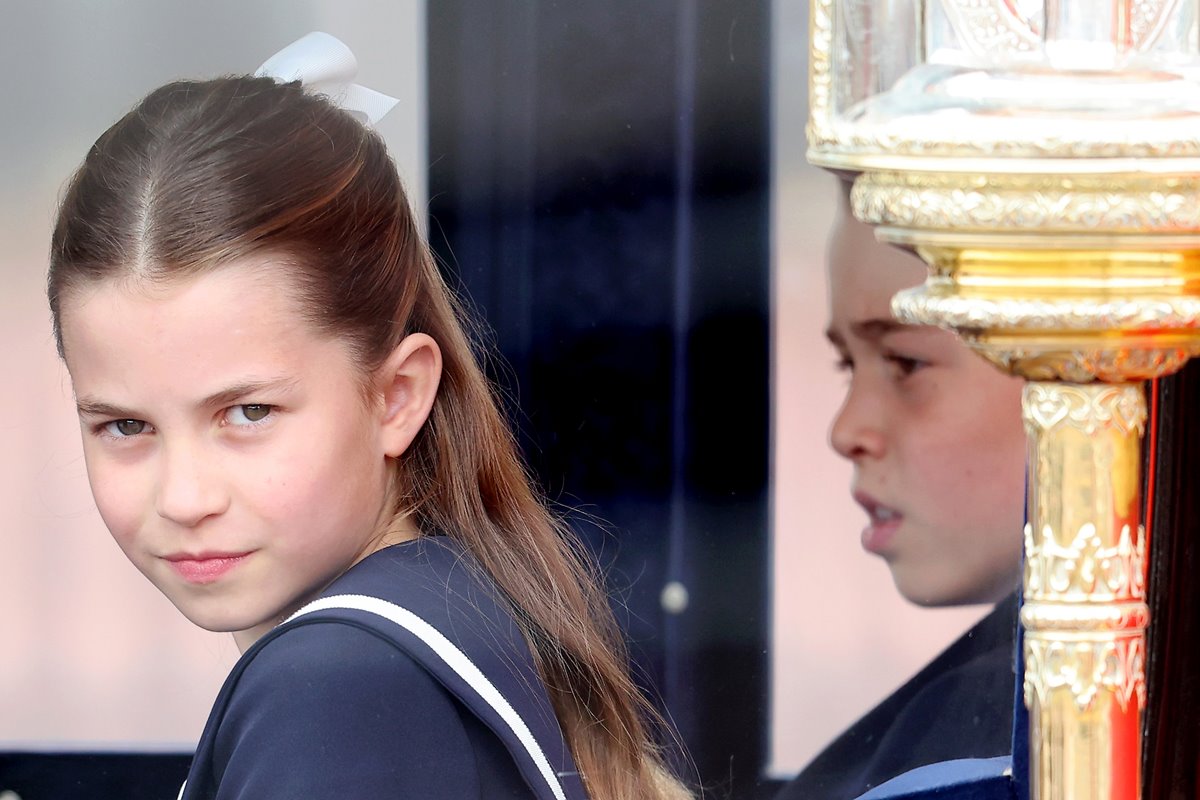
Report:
59,260,411,649
824,188,1026,606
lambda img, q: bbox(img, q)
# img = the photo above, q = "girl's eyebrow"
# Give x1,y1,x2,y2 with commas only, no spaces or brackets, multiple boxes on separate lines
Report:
76,398,138,419
200,377,299,409
76,377,299,419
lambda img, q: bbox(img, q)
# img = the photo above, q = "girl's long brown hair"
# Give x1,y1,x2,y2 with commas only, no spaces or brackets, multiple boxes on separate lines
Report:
49,77,691,800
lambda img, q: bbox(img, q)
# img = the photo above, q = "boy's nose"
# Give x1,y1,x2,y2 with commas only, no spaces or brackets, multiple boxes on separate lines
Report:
155,443,229,527
830,383,886,461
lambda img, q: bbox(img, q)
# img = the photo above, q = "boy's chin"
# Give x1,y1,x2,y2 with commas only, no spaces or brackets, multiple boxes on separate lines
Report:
895,577,1011,608
891,570,980,608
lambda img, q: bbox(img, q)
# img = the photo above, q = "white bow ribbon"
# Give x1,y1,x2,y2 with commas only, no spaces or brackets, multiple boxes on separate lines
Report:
255,31,399,126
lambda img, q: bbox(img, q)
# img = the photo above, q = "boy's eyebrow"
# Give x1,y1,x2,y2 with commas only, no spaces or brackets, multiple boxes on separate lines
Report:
851,318,907,340
824,327,846,348
824,318,906,348
76,377,299,419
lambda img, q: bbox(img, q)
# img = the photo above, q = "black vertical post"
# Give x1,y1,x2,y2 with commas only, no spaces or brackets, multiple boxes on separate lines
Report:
1143,365,1200,800
427,3,774,797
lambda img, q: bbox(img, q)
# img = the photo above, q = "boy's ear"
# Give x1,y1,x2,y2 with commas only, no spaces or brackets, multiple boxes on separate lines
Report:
376,333,442,458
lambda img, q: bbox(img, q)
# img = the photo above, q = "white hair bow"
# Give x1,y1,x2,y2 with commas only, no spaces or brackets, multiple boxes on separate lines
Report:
255,31,399,126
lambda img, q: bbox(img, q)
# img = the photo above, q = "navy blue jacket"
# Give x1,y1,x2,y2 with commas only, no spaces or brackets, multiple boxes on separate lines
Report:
777,594,1019,800
180,535,588,800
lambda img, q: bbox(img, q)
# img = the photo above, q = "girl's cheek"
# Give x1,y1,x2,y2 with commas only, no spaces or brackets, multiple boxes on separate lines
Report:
90,472,146,539
93,492,132,537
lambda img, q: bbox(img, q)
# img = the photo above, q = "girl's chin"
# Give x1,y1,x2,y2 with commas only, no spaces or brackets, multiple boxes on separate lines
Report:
166,598,272,636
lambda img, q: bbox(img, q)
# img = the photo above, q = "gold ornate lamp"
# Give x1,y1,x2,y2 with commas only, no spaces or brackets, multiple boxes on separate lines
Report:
808,2,1200,797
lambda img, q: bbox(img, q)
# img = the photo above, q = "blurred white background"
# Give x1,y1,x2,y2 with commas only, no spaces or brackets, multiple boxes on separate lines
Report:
0,0,987,777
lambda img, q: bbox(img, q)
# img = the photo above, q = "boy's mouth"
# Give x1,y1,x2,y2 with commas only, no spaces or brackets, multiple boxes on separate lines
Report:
853,492,903,554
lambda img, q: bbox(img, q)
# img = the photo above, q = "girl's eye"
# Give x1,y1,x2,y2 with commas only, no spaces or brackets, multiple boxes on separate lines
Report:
834,356,854,373
225,404,274,426
103,419,148,437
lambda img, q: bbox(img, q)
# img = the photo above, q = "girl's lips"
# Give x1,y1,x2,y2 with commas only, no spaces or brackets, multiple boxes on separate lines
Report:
164,552,252,584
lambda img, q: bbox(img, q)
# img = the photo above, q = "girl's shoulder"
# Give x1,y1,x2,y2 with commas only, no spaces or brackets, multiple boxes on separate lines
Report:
313,535,543,684
325,534,507,621
182,534,585,800
194,618,525,799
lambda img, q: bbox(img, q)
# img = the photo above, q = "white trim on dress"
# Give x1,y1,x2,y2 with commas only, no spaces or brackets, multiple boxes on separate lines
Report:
288,593,569,800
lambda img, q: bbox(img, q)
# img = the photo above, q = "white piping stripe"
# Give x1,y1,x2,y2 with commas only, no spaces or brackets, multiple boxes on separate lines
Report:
287,593,568,800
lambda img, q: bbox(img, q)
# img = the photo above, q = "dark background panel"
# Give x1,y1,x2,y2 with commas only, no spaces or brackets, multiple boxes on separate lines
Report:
1143,367,1200,800
427,3,775,797
0,752,192,800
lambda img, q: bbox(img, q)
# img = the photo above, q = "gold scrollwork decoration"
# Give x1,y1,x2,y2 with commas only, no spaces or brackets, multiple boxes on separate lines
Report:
854,171,1200,233
813,115,1200,165
973,345,1198,382
1024,635,1146,713
813,123,1200,166
1023,383,1146,436
805,0,835,151
893,288,1200,334
1024,522,1147,601
1020,601,1150,633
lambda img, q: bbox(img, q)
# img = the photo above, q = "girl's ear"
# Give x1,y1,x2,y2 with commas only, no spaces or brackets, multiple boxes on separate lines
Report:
375,333,442,458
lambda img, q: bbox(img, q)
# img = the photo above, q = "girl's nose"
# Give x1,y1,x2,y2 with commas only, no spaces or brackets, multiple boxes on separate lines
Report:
155,442,230,527
830,380,886,461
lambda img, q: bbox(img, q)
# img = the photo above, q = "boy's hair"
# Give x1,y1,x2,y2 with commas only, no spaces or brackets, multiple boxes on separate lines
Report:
49,76,690,800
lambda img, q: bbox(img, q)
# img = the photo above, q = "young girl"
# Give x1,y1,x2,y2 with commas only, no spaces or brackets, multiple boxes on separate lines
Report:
777,176,1027,799
48,45,690,800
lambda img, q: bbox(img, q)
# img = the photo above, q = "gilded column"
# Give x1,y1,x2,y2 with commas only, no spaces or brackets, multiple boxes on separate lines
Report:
1022,382,1148,800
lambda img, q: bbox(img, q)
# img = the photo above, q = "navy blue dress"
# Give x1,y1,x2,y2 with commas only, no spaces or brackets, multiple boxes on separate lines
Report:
179,535,588,800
